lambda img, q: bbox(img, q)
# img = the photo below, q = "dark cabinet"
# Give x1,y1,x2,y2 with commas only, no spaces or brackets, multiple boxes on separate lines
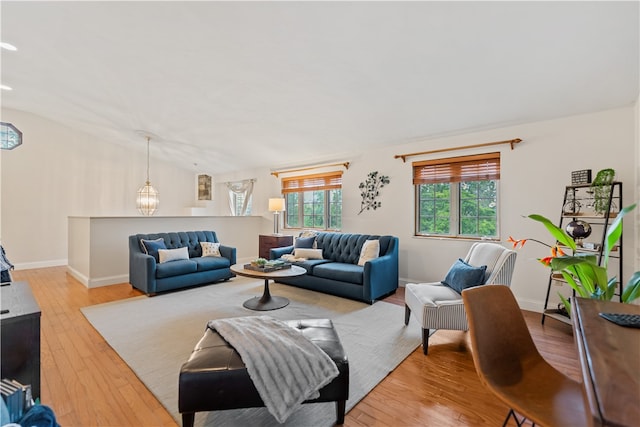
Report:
258,235,293,259
1,281,41,400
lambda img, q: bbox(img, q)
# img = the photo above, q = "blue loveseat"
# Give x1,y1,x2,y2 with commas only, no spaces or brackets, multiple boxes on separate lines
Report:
129,231,236,296
270,232,399,304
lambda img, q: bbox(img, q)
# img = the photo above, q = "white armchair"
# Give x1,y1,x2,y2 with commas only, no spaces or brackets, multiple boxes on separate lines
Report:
404,242,517,355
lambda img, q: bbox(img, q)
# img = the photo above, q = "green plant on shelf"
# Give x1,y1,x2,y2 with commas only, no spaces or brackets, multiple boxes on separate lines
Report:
509,203,639,317
589,168,615,215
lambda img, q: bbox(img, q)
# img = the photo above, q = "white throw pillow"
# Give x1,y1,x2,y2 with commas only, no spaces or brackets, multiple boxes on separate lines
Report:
158,246,189,263
200,241,221,257
358,239,380,266
294,248,324,259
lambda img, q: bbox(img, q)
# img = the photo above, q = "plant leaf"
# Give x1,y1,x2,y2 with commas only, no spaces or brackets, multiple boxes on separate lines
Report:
528,214,576,250
622,271,640,303
604,277,618,300
560,270,590,297
558,293,572,317
603,203,636,265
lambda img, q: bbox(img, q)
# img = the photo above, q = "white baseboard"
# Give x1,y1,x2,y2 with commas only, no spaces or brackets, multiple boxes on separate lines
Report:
66,266,129,288
515,297,544,313
14,259,67,270
67,265,89,286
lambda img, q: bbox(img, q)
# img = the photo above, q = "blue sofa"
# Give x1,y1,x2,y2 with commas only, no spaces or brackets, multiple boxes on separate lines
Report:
129,231,236,296
270,232,399,304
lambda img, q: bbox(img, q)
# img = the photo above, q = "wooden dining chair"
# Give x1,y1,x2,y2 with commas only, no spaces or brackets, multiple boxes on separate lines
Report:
462,285,590,427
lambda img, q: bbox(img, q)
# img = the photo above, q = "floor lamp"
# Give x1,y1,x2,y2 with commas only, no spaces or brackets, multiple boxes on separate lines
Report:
268,198,286,235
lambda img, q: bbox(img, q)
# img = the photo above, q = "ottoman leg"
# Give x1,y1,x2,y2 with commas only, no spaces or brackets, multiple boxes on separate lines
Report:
422,328,430,355
182,412,195,427
336,400,346,425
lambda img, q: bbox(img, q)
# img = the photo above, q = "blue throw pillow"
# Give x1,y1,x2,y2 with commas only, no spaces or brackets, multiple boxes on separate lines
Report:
140,238,167,262
294,236,316,249
441,258,487,294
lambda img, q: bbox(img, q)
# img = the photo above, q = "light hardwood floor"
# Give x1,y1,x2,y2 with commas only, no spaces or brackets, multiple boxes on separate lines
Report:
11,267,580,426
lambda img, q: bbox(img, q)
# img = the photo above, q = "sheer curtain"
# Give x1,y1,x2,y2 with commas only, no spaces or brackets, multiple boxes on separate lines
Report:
225,179,255,216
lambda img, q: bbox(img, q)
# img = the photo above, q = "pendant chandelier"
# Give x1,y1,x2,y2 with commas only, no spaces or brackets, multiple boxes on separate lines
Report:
136,135,159,215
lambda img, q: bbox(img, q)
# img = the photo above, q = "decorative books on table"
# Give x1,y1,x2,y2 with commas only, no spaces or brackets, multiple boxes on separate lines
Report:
244,260,292,272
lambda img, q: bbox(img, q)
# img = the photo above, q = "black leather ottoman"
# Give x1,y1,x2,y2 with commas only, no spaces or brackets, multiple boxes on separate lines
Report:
178,318,349,427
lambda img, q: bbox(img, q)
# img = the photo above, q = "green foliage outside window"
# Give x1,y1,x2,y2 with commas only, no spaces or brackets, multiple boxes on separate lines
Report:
417,180,497,238
285,193,300,227
285,189,341,231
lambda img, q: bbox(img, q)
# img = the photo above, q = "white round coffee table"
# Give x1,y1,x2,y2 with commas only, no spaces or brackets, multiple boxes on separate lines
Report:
230,264,306,311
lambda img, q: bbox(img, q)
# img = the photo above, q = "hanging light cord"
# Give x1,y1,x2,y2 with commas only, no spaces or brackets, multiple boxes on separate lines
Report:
146,136,151,185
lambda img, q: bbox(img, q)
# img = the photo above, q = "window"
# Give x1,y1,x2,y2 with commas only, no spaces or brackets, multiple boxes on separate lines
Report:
226,179,254,216
231,192,252,216
282,172,342,230
414,152,500,238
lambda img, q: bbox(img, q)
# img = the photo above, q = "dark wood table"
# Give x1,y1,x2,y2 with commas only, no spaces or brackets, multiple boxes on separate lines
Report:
572,297,640,427
230,264,305,311
258,234,293,260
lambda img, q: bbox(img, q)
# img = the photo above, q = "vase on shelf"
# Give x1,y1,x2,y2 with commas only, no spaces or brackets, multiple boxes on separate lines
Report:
566,219,592,245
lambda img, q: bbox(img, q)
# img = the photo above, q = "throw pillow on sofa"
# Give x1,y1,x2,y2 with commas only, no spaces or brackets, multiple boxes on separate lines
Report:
296,230,318,248
358,239,380,266
200,241,221,257
294,236,316,249
441,258,487,294
294,248,324,259
158,247,189,263
140,238,167,262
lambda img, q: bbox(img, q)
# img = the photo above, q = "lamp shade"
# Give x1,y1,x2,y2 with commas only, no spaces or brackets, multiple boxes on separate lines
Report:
268,198,285,212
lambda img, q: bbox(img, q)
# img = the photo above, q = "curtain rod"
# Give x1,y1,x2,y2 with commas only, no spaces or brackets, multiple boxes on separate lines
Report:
394,138,522,162
271,161,350,178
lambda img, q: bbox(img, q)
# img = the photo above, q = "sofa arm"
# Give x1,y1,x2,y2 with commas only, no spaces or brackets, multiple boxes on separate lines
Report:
129,252,157,295
270,245,294,260
363,253,399,303
219,245,237,265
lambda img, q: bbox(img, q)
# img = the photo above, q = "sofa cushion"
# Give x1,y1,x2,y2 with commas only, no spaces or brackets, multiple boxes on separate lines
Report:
156,259,198,278
291,259,332,274
158,247,189,263
140,238,167,262
193,256,231,272
143,231,220,258
312,262,363,285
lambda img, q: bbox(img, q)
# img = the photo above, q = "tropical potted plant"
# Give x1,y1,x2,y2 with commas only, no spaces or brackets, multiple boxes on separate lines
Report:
509,203,639,317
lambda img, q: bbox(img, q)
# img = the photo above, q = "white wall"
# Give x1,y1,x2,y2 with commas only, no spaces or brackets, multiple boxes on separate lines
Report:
0,108,196,268
636,96,640,272
2,106,638,311
216,106,639,311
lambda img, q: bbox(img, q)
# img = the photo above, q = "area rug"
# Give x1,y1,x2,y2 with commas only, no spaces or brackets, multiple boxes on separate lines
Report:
81,277,421,426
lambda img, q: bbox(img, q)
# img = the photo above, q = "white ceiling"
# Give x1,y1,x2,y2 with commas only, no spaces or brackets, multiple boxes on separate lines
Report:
1,1,638,174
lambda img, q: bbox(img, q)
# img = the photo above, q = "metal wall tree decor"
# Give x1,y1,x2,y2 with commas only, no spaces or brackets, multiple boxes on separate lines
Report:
358,171,390,215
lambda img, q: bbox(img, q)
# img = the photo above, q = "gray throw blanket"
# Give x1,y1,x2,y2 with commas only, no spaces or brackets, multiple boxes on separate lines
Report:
207,316,339,423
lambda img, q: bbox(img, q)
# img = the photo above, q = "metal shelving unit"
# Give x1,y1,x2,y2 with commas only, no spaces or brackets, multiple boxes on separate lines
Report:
541,182,623,325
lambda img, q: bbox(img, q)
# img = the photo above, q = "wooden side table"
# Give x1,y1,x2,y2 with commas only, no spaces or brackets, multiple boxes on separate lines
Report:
258,234,293,259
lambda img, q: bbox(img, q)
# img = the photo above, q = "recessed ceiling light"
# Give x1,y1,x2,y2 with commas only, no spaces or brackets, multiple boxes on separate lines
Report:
0,42,17,51
0,85,12,91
